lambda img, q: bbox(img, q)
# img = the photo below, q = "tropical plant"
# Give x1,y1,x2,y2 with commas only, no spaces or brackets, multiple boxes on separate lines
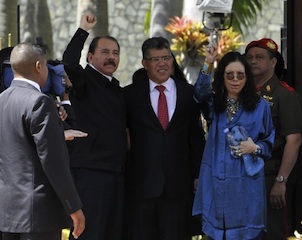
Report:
146,0,268,36
144,0,152,35
232,0,268,34
165,16,208,62
165,16,244,67
216,27,245,59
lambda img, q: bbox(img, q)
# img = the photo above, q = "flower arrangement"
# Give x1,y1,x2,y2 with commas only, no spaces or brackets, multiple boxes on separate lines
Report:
165,16,208,64
165,16,244,67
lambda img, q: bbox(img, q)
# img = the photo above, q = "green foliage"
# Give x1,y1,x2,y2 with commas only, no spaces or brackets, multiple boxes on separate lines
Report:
232,0,268,34
144,0,268,36
144,0,152,35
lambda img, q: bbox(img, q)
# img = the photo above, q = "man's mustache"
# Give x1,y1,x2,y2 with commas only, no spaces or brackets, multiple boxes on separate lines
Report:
104,60,116,67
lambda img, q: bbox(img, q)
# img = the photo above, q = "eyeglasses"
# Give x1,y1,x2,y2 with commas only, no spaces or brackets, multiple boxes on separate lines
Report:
224,72,246,80
145,55,172,63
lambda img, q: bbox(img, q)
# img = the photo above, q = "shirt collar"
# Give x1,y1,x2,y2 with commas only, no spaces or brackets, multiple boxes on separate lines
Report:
88,63,113,81
149,77,174,92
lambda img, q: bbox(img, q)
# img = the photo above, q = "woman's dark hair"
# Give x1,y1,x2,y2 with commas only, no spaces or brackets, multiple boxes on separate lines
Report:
212,51,260,113
274,51,285,79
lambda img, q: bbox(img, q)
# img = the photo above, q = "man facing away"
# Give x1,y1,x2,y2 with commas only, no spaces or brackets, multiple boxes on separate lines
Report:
63,11,127,240
0,42,85,240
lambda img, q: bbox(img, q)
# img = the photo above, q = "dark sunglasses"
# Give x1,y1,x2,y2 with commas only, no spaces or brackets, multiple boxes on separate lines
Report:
224,72,246,80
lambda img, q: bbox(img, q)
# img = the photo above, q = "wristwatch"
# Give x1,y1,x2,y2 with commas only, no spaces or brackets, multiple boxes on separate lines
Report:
275,175,287,183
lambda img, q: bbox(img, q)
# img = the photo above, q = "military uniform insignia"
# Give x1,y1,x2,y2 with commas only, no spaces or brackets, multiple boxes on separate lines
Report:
266,41,277,51
263,95,274,106
266,85,271,92
280,81,294,92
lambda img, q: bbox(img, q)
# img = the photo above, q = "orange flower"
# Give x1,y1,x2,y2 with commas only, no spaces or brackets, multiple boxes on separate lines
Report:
165,16,244,66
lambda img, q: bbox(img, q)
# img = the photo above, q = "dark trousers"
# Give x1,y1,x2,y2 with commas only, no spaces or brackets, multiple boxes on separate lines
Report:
264,157,299,240
69,168,124,240
125,192,188,240
2,231,61,240
289,155,302,234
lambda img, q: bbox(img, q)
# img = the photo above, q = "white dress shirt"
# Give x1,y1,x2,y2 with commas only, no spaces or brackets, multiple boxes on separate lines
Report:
149,77,176,121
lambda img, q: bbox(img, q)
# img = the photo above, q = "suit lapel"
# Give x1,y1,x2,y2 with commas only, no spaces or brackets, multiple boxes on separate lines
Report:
168,79,185,128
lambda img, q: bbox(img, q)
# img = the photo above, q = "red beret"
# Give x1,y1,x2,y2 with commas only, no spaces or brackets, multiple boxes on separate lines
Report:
245,38,278,54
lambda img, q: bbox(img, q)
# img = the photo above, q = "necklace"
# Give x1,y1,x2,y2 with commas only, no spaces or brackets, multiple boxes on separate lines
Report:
226,96,240,122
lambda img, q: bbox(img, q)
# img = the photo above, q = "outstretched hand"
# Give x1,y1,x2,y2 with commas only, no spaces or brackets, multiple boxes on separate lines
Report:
80,11,97,31
64,129,88,141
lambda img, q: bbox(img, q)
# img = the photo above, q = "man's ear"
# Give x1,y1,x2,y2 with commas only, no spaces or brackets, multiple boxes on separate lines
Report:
271,57,277,69
87,52,93,63
141,59,147,70
35,60,42,73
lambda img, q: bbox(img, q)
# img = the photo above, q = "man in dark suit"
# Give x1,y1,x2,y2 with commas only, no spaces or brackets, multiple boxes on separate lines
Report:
63,12,127,240
123,37,205,240
0,43,85,240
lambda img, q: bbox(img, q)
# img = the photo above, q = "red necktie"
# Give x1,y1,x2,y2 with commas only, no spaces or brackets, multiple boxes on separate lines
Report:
155,85,169,129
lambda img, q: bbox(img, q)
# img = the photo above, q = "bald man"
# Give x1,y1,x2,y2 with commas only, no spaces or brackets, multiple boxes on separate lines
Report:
0,42,85,240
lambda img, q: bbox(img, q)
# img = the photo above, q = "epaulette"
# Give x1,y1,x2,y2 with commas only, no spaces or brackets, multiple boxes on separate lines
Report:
280,81,294,92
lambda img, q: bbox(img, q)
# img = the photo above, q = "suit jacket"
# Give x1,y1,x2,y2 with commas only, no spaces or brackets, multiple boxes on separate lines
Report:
62,102,77,129
123,77,205,200
0,80,82,232
63,28,127,172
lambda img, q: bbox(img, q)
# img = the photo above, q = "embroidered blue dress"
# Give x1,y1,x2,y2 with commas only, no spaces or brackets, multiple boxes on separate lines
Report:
192,73,275,240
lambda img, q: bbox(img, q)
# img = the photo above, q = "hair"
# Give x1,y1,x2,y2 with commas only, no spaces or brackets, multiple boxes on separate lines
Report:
10,42,46,77
132,67,147,83
267,50,276,59
212,51,260,113
132,53,187,83
47,59,64,68
274,51,285,79
86,36,120,62
141,37,171,59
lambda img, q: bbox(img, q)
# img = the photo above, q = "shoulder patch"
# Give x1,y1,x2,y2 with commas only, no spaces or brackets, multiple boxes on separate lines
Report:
280,81,294,92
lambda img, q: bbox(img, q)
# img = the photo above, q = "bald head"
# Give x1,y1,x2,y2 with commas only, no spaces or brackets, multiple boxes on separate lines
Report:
10,43,47,83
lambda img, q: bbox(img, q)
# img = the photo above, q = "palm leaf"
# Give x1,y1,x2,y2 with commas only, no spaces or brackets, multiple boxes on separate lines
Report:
144,0,267,36
232,0,268,34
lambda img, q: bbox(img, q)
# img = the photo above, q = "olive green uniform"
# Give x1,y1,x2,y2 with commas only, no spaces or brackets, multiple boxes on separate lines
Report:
260,74,302,239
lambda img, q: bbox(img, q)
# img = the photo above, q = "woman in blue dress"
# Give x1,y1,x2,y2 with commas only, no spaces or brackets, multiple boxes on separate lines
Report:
193,51,275,240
